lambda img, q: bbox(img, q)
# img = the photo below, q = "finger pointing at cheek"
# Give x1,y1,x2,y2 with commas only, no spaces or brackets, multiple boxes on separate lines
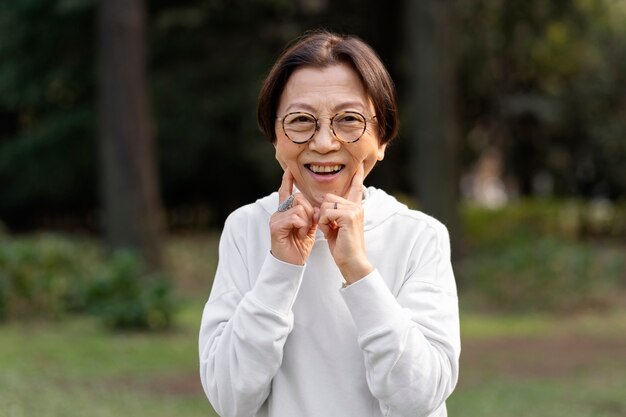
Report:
278,168,294,206
346,164,365,204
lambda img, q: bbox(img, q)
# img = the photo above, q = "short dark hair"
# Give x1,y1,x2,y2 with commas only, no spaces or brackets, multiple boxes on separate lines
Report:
257,30,399,145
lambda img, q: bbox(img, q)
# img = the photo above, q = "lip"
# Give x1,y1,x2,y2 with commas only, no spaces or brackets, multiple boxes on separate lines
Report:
304,162,346,183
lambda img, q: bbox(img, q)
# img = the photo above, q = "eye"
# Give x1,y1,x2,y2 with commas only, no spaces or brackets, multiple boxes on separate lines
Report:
283,113,316,136
334,112,365,126
285,113,315,125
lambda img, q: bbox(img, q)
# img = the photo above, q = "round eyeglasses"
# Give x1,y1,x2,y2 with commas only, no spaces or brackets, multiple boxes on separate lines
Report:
278,111,375,144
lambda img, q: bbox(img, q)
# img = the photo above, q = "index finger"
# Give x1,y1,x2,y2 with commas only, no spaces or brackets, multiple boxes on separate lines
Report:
278,168,294,203
346,164,364,203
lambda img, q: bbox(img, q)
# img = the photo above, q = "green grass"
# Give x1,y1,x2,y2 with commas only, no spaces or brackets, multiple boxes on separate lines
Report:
2,233,625,417
3,301,625,417
448,373,626,417
460,306,626,339
450,307,626,417
0,298,218,417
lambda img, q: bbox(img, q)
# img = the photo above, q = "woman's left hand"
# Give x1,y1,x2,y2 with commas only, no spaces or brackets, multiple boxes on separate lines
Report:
317,165,373,284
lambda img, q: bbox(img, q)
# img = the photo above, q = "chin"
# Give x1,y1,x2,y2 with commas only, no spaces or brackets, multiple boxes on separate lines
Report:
303,189,330,207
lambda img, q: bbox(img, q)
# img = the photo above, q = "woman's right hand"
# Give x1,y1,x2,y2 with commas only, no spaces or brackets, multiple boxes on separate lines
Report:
269,169,318,265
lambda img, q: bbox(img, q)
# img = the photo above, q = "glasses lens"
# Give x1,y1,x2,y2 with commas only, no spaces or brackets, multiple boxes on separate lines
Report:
283,113,316,143
332,112,367,143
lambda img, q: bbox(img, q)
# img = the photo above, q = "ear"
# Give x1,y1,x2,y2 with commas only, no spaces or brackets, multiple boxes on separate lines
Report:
377,143,387,161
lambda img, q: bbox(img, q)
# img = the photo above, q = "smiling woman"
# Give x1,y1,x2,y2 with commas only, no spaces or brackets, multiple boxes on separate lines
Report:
273,64,386,207
199,30,460,417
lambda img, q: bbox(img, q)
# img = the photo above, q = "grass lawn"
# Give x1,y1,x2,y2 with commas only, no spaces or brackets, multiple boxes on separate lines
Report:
0,298,218,417
4,301,625,417
449,308,626,417
2,233,625,416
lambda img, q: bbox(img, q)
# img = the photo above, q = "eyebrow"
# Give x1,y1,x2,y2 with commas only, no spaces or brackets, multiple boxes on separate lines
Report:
284,102,317,113
284,101,368,114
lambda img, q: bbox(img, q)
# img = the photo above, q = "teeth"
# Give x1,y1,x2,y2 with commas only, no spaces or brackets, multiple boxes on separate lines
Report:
309,164,343,173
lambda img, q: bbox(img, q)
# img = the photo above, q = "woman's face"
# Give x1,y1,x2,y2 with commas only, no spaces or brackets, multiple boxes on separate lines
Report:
274,63,386,207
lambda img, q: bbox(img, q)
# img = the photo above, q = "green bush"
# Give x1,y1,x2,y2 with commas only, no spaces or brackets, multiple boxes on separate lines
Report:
460,237,625,312
0,234,176,330
461,199,560,250
461,198,626,250
86,250,175,330
0,234,98,320
0,264,7,319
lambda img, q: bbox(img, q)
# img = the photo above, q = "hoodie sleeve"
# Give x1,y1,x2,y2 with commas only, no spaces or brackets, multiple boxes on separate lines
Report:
340,220,460,417
199,212,305,417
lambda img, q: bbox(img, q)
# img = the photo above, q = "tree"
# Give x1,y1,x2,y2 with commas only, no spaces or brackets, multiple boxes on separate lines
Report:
456,0,626,199
406,0,462,253
98,0,165,270
0,0,97,231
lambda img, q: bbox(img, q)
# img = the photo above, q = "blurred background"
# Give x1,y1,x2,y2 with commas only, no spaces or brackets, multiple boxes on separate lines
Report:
1,0,625,416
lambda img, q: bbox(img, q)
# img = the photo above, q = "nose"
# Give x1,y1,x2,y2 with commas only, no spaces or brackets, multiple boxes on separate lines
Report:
308,119,341,153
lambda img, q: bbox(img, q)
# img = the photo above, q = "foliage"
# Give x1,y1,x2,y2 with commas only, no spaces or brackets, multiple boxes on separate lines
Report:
85,250,176,330
0,234,99,320
459,236,625,313
0,0,625,231
461,198,626,251
459,199,626,312
457,0,626,198
0,234,176,330
0,0,97,229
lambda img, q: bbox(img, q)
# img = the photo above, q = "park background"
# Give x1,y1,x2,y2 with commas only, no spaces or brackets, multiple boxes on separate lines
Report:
1,0,625,416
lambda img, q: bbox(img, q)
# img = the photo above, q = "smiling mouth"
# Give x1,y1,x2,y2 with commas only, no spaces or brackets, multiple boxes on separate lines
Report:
306,164,345,175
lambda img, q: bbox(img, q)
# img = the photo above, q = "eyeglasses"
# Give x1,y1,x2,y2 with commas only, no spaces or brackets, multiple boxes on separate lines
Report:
278,111,375,144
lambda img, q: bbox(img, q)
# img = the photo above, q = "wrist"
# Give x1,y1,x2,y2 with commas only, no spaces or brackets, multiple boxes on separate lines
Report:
270,249,305,266
339,258,373,285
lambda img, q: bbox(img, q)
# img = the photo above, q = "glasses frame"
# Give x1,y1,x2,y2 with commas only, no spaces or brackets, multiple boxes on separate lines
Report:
278,111,376,144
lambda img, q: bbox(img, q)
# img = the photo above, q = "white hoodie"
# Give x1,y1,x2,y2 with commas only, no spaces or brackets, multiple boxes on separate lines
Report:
199,187,460,417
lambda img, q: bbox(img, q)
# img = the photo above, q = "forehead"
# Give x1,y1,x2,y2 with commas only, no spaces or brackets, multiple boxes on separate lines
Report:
278,63,372,113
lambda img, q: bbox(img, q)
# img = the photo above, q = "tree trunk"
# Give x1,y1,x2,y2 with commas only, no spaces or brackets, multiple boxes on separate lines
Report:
97,0,165,270
406,0,462,259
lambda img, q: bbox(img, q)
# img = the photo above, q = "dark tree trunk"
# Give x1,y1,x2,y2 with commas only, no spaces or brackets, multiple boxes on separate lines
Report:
406,0,463,262
98,0,165,270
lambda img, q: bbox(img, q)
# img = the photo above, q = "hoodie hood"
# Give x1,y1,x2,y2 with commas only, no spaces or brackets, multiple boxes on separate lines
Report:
257,186,408,231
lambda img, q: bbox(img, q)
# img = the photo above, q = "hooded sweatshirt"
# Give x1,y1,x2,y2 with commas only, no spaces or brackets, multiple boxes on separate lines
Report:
199,187,460,417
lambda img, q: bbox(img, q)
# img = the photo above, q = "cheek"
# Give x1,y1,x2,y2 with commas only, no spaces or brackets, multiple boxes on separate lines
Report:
275,142,302,172
275,149,287,170
351,145,381,175
362,155,378,176
275,141,291,167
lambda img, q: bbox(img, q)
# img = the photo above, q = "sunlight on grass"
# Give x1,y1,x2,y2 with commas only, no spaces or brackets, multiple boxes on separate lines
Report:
449,371,626,417
0,299,218,417
0,300,206,378
461,312,556,338
1,373,216,417
461,306,626,339
453,306,626,417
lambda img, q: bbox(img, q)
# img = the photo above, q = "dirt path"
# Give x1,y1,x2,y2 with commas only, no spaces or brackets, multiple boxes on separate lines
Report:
459,333,626,387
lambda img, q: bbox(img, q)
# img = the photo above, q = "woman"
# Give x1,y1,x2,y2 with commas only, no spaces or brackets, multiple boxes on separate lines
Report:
199,30,460,417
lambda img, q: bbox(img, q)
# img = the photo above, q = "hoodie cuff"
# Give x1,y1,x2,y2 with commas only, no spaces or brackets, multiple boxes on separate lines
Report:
340,270,405,336
250,252,306,316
